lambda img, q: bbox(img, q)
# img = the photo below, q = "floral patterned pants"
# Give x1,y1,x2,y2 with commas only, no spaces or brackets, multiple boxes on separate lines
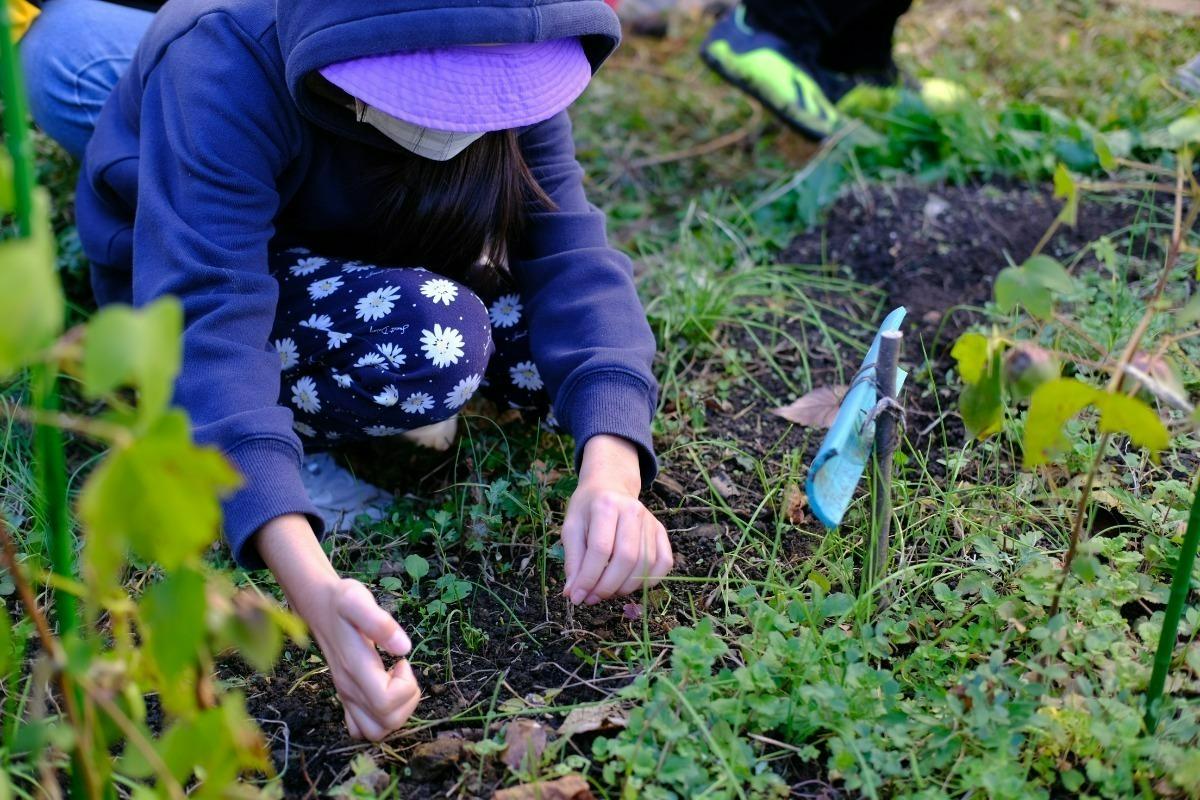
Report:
269,249,552,448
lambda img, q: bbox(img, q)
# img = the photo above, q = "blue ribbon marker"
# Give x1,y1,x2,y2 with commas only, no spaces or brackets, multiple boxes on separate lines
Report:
806,307,907,529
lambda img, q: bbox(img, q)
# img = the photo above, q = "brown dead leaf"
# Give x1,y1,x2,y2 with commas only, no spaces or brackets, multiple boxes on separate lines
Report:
409,734,467,781
494,774,595,800
771,385,848,429
783,483,807,525
711,471,741,499
500,719,549,773
557,703,629,738
654,472,685,495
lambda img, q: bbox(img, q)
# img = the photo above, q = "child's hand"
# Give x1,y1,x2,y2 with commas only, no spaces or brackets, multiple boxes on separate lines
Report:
307,579,422,740
561,435,673,605
255,515,421,741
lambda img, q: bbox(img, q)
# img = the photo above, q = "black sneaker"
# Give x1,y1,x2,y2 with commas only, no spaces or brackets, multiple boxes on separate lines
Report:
701,6,851,140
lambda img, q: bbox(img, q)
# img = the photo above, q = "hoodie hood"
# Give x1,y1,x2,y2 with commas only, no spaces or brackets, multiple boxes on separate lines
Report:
278,0,621,145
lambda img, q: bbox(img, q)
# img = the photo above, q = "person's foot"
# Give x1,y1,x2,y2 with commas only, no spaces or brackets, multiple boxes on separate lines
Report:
300,452,393,533
399,416,459,451
700,5,850,140
1176,54,1200,97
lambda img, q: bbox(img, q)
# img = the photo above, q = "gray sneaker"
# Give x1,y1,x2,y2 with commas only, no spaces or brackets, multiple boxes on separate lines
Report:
300,452,393,532
1176,54,1200,97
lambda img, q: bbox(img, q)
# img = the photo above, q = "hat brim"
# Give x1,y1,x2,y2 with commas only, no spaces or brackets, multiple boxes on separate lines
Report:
319,38,592,133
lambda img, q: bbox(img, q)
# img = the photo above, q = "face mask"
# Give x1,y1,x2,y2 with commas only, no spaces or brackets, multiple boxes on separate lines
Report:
356,100,485,161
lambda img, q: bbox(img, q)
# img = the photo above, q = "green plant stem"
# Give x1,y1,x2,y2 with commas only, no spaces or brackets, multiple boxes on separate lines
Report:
0,517,102,798
31,365,77,636
1048,161,1199,618
1144,477,1200,733
0,1,35,238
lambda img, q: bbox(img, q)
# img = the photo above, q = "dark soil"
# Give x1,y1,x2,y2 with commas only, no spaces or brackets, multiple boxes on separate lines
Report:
232,179,1159,798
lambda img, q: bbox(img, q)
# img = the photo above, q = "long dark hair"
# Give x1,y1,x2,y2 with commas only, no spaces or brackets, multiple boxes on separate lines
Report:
366,130,554,289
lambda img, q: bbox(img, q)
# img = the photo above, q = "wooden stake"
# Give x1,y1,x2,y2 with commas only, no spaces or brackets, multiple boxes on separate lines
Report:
868,331,903,589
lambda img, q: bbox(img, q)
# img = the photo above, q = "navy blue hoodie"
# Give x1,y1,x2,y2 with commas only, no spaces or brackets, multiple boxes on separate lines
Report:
76,0,658,568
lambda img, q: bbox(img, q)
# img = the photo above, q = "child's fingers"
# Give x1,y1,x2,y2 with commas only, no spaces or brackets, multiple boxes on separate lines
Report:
615,515,660,597
344,709,362,739
560,507,587,596
568,501,619,604
592,508,651,601
337,580,411,655
378,660,422,729
346,701,388,742
650,524,674,584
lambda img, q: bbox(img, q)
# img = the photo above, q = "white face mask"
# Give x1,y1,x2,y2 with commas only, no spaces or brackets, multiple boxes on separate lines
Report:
356,100,485,161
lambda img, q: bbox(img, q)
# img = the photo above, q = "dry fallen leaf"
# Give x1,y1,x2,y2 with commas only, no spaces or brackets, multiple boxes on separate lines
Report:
500,719,549,773
771,385,848,429
493,774,595,800
711,471,741,499
408,733,468,781
557,702,629,739
783,483,807,525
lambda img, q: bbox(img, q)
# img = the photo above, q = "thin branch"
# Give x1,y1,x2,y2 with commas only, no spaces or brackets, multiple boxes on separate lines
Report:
0,517,103,798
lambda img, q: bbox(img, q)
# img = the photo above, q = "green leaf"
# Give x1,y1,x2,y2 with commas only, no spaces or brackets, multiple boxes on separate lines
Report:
994,255,1074,321
1053,163,1079,227
82,298,183,422
1093,133,1115,171
1023,378,1099,467
0,189,63,377
1178,294,1200,329
78,411,241,572
404,554,430,581
961,352,1005,439
141,567,206,687
1022,255,1074,293
1094,392,1170,455
951,332,991,385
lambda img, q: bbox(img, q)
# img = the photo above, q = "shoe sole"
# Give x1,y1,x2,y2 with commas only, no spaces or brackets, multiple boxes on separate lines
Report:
700,47,830,142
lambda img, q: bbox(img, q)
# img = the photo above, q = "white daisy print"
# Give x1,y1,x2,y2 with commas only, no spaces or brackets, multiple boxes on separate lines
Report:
420,278,459,306
489,294,523,328
341,261,373,273
290,256,328,276
293,421,317,438
445,374,482,410
274,338,299,371
364,425,406,438
291,376,321,414
401,392,434,415
326,330,352,350
509,361,543,391
420,324,465,368
308,276,344,300
377,343,407,367
373,385,400,407
332,371,353,388
354,352,386,369
300,313,333,331
355,285,400,322
285,246,311,255
545,406,559,429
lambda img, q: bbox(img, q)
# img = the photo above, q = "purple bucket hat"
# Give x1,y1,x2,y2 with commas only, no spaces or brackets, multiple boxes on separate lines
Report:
319,38,593,133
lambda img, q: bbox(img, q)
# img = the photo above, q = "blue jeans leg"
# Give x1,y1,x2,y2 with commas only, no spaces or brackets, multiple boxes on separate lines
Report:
20,0,154,159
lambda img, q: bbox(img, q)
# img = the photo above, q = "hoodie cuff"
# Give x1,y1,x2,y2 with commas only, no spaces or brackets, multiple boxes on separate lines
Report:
559,371,658,490
222,438,325,570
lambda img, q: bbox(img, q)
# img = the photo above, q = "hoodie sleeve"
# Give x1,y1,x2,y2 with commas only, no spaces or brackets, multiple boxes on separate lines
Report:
129,14,322,568
511,111,659,487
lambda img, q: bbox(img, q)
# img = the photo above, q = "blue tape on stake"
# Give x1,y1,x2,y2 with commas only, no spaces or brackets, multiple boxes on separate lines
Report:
806,307,907,529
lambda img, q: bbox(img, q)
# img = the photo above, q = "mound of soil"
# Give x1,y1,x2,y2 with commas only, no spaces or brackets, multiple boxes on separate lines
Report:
782,180,1147,351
